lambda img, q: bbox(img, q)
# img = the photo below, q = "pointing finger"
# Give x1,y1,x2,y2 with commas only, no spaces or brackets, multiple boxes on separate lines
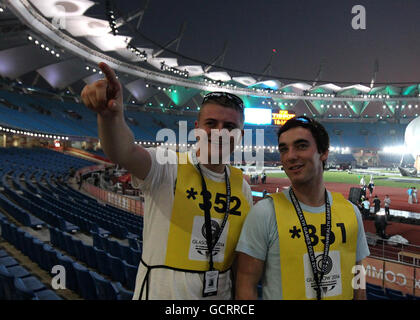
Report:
98,62,119,88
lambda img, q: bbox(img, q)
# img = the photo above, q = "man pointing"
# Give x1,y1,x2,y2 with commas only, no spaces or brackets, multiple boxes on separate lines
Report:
81,63,253,299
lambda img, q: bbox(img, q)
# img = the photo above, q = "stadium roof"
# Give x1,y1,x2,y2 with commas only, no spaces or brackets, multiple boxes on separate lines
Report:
0,0,420,123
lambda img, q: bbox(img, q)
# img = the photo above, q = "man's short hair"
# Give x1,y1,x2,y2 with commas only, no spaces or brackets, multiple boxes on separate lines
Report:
199,92,245,124
277,115,330,167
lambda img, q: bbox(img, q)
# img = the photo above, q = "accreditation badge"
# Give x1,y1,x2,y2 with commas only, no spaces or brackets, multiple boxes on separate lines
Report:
188,216,228,262
202,270,219,297
303,250,343,299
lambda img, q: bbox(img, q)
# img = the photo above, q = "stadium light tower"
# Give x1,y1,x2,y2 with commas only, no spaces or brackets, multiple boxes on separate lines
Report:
370,59,379,89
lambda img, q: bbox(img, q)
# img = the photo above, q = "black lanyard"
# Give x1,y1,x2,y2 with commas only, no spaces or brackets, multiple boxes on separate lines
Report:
196,164,231,271
289,188,331,300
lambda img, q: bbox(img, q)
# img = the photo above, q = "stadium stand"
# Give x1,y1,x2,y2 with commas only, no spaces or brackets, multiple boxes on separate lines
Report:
0,89,410,152
0,147,144,299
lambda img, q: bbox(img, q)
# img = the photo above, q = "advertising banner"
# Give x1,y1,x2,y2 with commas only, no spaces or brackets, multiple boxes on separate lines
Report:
384,261,415,295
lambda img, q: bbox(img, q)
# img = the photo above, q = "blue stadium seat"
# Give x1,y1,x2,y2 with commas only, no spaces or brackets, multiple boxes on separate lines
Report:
83,244,97,269
366,283,385,296
128,238,140,251
0,265,46,299
14,278,63,300
23,232,34,259
8,224,19,248
114,282,133,300
16,229,26,252
366,283,382,291
58,216,79,234
367,291,389,300
56,229,67,251
90,271,113,300
43,244,60,272
33,289,63,300
73,262,97,300
0,255,19,268
73,239,86,263
63,233,76,257
31,238,44,267
108,239,122,259
56,254,78,292
4,264,31,279
108,253,125,285
122,260,137,291
0,219,9,240
48,227,59,246
0,249,8,258
90,271,128,300
90,224,111,237
129,248,142,266
98,234,109,252
385,288,406,300
94,247,111,277
120,245,132,265
91,230,102,249
13,278,36,300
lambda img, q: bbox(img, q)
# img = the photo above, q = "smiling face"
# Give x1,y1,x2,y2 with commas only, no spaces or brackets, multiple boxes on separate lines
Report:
278,126,329,188
195,103,243,165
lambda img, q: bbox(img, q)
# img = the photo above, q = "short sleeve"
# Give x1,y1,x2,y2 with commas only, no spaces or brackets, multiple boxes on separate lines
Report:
236,198,276,261
131,147,177,193
241,179,254,207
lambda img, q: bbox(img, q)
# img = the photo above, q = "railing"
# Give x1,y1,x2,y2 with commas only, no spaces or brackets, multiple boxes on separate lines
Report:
75,166,144,216
366,233,420,265
362,256,419,296
83,182,143,216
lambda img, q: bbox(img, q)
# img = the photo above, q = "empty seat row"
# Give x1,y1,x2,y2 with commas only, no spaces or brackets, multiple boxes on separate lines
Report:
366,283,420,300
49,227,139,291
0,193,44,229
0,259,62,300
0,219,62,300
1,181,79,234
92,230,142,258
1,217,133,299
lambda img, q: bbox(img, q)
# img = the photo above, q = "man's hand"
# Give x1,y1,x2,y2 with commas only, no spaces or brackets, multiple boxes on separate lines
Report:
79,62,152,180
81,62,123,118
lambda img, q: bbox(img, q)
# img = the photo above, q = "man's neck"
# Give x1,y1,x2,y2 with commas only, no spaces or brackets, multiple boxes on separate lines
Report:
195,150,226,174
200,163,226,174
291,181,326,207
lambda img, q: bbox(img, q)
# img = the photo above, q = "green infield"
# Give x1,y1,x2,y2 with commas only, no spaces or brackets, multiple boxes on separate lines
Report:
267,171,420,189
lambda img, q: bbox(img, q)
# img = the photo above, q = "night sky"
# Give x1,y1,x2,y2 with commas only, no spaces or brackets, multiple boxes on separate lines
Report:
89,0,420,85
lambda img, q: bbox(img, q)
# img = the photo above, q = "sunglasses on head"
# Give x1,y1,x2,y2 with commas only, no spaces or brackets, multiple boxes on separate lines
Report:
202,92,244,110
294,116,312,124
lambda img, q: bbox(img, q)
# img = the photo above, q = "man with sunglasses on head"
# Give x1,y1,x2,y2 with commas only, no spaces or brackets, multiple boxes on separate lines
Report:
235,116,370,300
81,62,253,300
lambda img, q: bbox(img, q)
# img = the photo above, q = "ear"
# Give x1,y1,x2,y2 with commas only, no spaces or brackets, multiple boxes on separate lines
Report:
320,149,329,162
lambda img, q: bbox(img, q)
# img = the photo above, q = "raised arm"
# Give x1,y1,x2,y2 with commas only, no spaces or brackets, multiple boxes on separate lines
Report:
81,62,151,180
235,252,264,300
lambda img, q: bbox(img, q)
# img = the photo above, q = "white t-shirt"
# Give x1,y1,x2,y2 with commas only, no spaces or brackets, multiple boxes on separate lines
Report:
131,147,253,300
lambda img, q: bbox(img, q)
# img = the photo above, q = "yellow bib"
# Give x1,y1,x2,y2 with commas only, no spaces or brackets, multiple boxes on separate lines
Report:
271,191,357,300
164,153,250,272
